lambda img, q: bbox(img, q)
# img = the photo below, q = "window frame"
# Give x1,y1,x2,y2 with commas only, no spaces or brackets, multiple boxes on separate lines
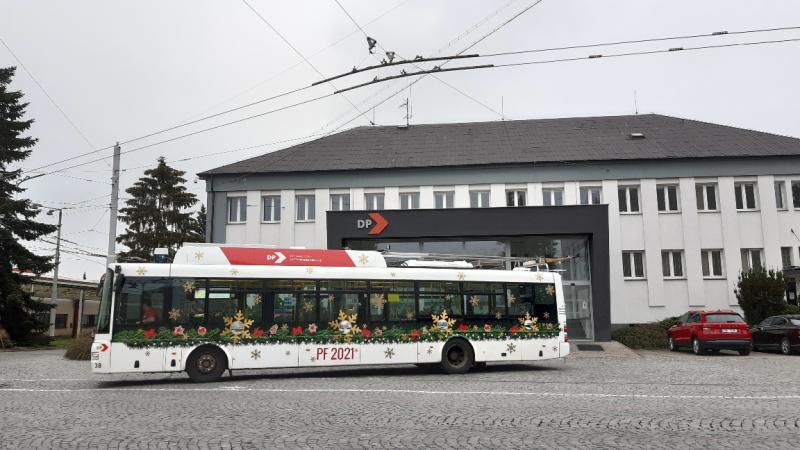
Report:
469,190,490,208
579,186,602,205
791,180,800,209
700,249,725,278
618,185,641,214
542,188,564,206
329,193,351,212
295,195,316,222
434,190,455,209
364,192,385,210
781,246,793,268
505,189,527,207
661,250,685,279
622,250,646,279
656,184,680,213
226,196,247,224
774,181,787,210
740,248,764,272
399,192,420,210
261,195,281,223
734,182,758,211
695,183,718,212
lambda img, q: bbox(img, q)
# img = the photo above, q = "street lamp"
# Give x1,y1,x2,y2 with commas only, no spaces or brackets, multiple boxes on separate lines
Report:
34,204,65,337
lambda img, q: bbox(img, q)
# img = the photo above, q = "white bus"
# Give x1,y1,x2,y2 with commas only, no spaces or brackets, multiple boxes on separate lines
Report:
92,245,569,382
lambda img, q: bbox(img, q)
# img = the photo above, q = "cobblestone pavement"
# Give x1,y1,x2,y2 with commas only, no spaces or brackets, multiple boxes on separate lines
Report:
1,346,800,449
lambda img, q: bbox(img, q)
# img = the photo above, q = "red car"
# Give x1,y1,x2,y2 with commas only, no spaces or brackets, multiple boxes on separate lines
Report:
667,310,751,355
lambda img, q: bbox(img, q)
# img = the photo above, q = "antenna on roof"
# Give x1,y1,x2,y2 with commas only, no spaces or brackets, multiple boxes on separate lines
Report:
501,96,505,121
634,90,639,115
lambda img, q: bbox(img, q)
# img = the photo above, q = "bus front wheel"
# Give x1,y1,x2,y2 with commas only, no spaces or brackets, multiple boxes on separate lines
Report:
441,339,474,374
186,346,228,383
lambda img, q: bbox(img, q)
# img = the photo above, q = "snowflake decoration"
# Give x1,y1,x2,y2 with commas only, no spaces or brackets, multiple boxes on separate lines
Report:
506,342,517,354
457,271,466,281
221,310,254,345
390,271,397,278
543,312,551,320
469,295,480,307
328,310,360,339
518,312,539,331
384,347,395,359
359,254,370,265
372,293,387,307
545,285,555,296
135,266,147,276
303,301,314,312
168,308,182,321
194,251,204,261
405,309,415,320
306,267,314,274
310,356,316,362
508,293,517,305
431,310,456,334
250,349,261,360
427,345,434,355
536,272,544,281
495,311,503,320
285,350,291,356
444,294,453,302
144,350,151,357
251,294,262,305
182,281,195,294
230,267,240,276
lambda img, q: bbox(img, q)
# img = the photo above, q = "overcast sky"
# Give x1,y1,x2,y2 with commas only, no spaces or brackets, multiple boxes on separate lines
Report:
2,0,799,280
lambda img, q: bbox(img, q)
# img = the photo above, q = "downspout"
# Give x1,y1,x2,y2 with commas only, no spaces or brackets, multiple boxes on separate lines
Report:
207,175,214,243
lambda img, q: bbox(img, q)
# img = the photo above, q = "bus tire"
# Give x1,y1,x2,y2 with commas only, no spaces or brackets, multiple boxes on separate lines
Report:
441,338,474,374
186,345,228,383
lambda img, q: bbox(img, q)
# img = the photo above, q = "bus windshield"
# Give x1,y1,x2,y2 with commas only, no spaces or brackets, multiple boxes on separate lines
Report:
96,269,114,334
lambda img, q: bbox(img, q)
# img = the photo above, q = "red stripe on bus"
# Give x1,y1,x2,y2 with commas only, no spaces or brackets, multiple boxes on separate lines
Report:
219,248,356,267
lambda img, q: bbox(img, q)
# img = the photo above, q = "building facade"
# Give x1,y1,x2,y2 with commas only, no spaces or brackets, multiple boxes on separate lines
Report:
24,276,100,338
200,114,800,341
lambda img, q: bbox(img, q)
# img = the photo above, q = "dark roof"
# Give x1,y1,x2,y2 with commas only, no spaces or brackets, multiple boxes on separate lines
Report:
200,114,800,176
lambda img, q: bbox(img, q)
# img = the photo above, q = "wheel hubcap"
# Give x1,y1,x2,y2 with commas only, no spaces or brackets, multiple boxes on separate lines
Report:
782,340,789,354
448,347,465,366
197,353,217,374
693,341,699,353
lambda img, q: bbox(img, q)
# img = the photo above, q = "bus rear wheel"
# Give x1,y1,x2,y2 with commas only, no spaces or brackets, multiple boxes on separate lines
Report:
186,346,227,383
441,339,474,374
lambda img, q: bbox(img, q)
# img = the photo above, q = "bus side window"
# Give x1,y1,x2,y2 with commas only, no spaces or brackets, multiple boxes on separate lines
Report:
533,283,557,321
507,284,533,316
418,281,461,317
170,278,206,327
115,278,168,330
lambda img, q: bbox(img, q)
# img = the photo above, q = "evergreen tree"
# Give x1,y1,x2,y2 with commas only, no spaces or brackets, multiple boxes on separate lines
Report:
186,204,207,243
0,67,58,341
117,157,199,261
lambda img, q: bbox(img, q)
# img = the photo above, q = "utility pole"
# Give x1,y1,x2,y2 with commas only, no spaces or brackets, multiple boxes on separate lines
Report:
107,143,121,265
48,207,62,337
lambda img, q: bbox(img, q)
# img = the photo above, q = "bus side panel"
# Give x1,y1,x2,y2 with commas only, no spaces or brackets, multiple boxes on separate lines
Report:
110,343,164,372
520,337,560,361
298,344,361,367
416,342,443,364
163,347,183,372
360,343,417,365
473,339,523,363
229,343,298,369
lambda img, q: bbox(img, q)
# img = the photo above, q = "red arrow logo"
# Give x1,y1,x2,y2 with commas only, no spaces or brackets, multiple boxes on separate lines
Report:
368,212,389,235
98,343,109,352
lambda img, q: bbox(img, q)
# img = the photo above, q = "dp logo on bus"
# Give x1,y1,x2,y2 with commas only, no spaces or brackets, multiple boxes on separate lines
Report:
356,212,389,235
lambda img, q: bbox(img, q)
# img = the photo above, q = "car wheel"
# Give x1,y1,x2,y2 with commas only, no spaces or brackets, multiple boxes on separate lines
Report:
692,337,702,355
738,348,751,356
186,346,227,383
440,339,474,374
668,336,679,352
781,337,792,355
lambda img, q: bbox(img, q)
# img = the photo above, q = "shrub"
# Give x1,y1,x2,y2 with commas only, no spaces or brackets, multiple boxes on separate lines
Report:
611,316,680,349
782,304,800,315
18,333,52,347
734,269,788,325
64,336,93,361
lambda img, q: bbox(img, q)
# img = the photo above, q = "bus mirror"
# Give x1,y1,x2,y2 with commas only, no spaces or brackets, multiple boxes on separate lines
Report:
96,273,106,296
114,273,126,292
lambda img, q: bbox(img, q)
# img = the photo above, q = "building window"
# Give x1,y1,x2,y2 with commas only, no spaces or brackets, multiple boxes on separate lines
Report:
227,196,247,223
661,250,684,278
622,251,645,279
792,181,800,209
701,249,724,278
262,195,281,222
579,187,601,205
618,186,640,213
400,192,420,210
55,314,68,329
734,182,758,210
365,193,384,210
296,195,315,222
740,248,763,272
656,184,680,212
469,190,490,208
81,314,96,327
330,193,350,211
782,247,793,268
774,181,786,210
696,183,718,211
506,189,526,207
542,188,563,206
434,191,454,209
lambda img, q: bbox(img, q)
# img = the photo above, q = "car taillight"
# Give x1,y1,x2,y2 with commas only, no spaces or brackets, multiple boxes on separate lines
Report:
564,325,569,343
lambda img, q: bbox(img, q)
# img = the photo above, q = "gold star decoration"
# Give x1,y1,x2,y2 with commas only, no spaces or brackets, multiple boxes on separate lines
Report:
506,342,517,354
250,349,261,360
168,308,182,321
230,267,240,276
469,295,480,307
536,272,544,281
358,254,369,265
457,271,466,281
372,293,387,307
508,294,517,305
303,301,314,312
543,312,551,320
495,311,503,320
252,294,262,305
431,310,456,334
384,347,395,359
135,266,147,276
221,310,254,345
182,281,195,294
194,251,204,261
545,285,555,296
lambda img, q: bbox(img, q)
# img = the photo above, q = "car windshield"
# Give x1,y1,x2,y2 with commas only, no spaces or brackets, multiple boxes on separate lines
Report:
790,319,800,326
705,314,745,323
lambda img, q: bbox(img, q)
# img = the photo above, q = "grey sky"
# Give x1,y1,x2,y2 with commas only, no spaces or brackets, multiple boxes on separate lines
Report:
1,0,799,280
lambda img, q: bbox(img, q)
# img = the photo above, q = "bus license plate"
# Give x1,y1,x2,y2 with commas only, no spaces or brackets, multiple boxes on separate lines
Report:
721,329,737,333
91,352,100,360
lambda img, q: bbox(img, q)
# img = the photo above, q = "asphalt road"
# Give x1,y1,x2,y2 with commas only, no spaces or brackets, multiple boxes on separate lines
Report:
1,345,799,449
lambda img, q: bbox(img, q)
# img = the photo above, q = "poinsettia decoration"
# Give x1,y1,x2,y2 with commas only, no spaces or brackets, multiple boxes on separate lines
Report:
143,328,156,339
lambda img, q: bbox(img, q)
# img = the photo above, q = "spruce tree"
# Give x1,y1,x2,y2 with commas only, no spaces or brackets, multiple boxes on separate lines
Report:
117,157,199,261
0,67,58,341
